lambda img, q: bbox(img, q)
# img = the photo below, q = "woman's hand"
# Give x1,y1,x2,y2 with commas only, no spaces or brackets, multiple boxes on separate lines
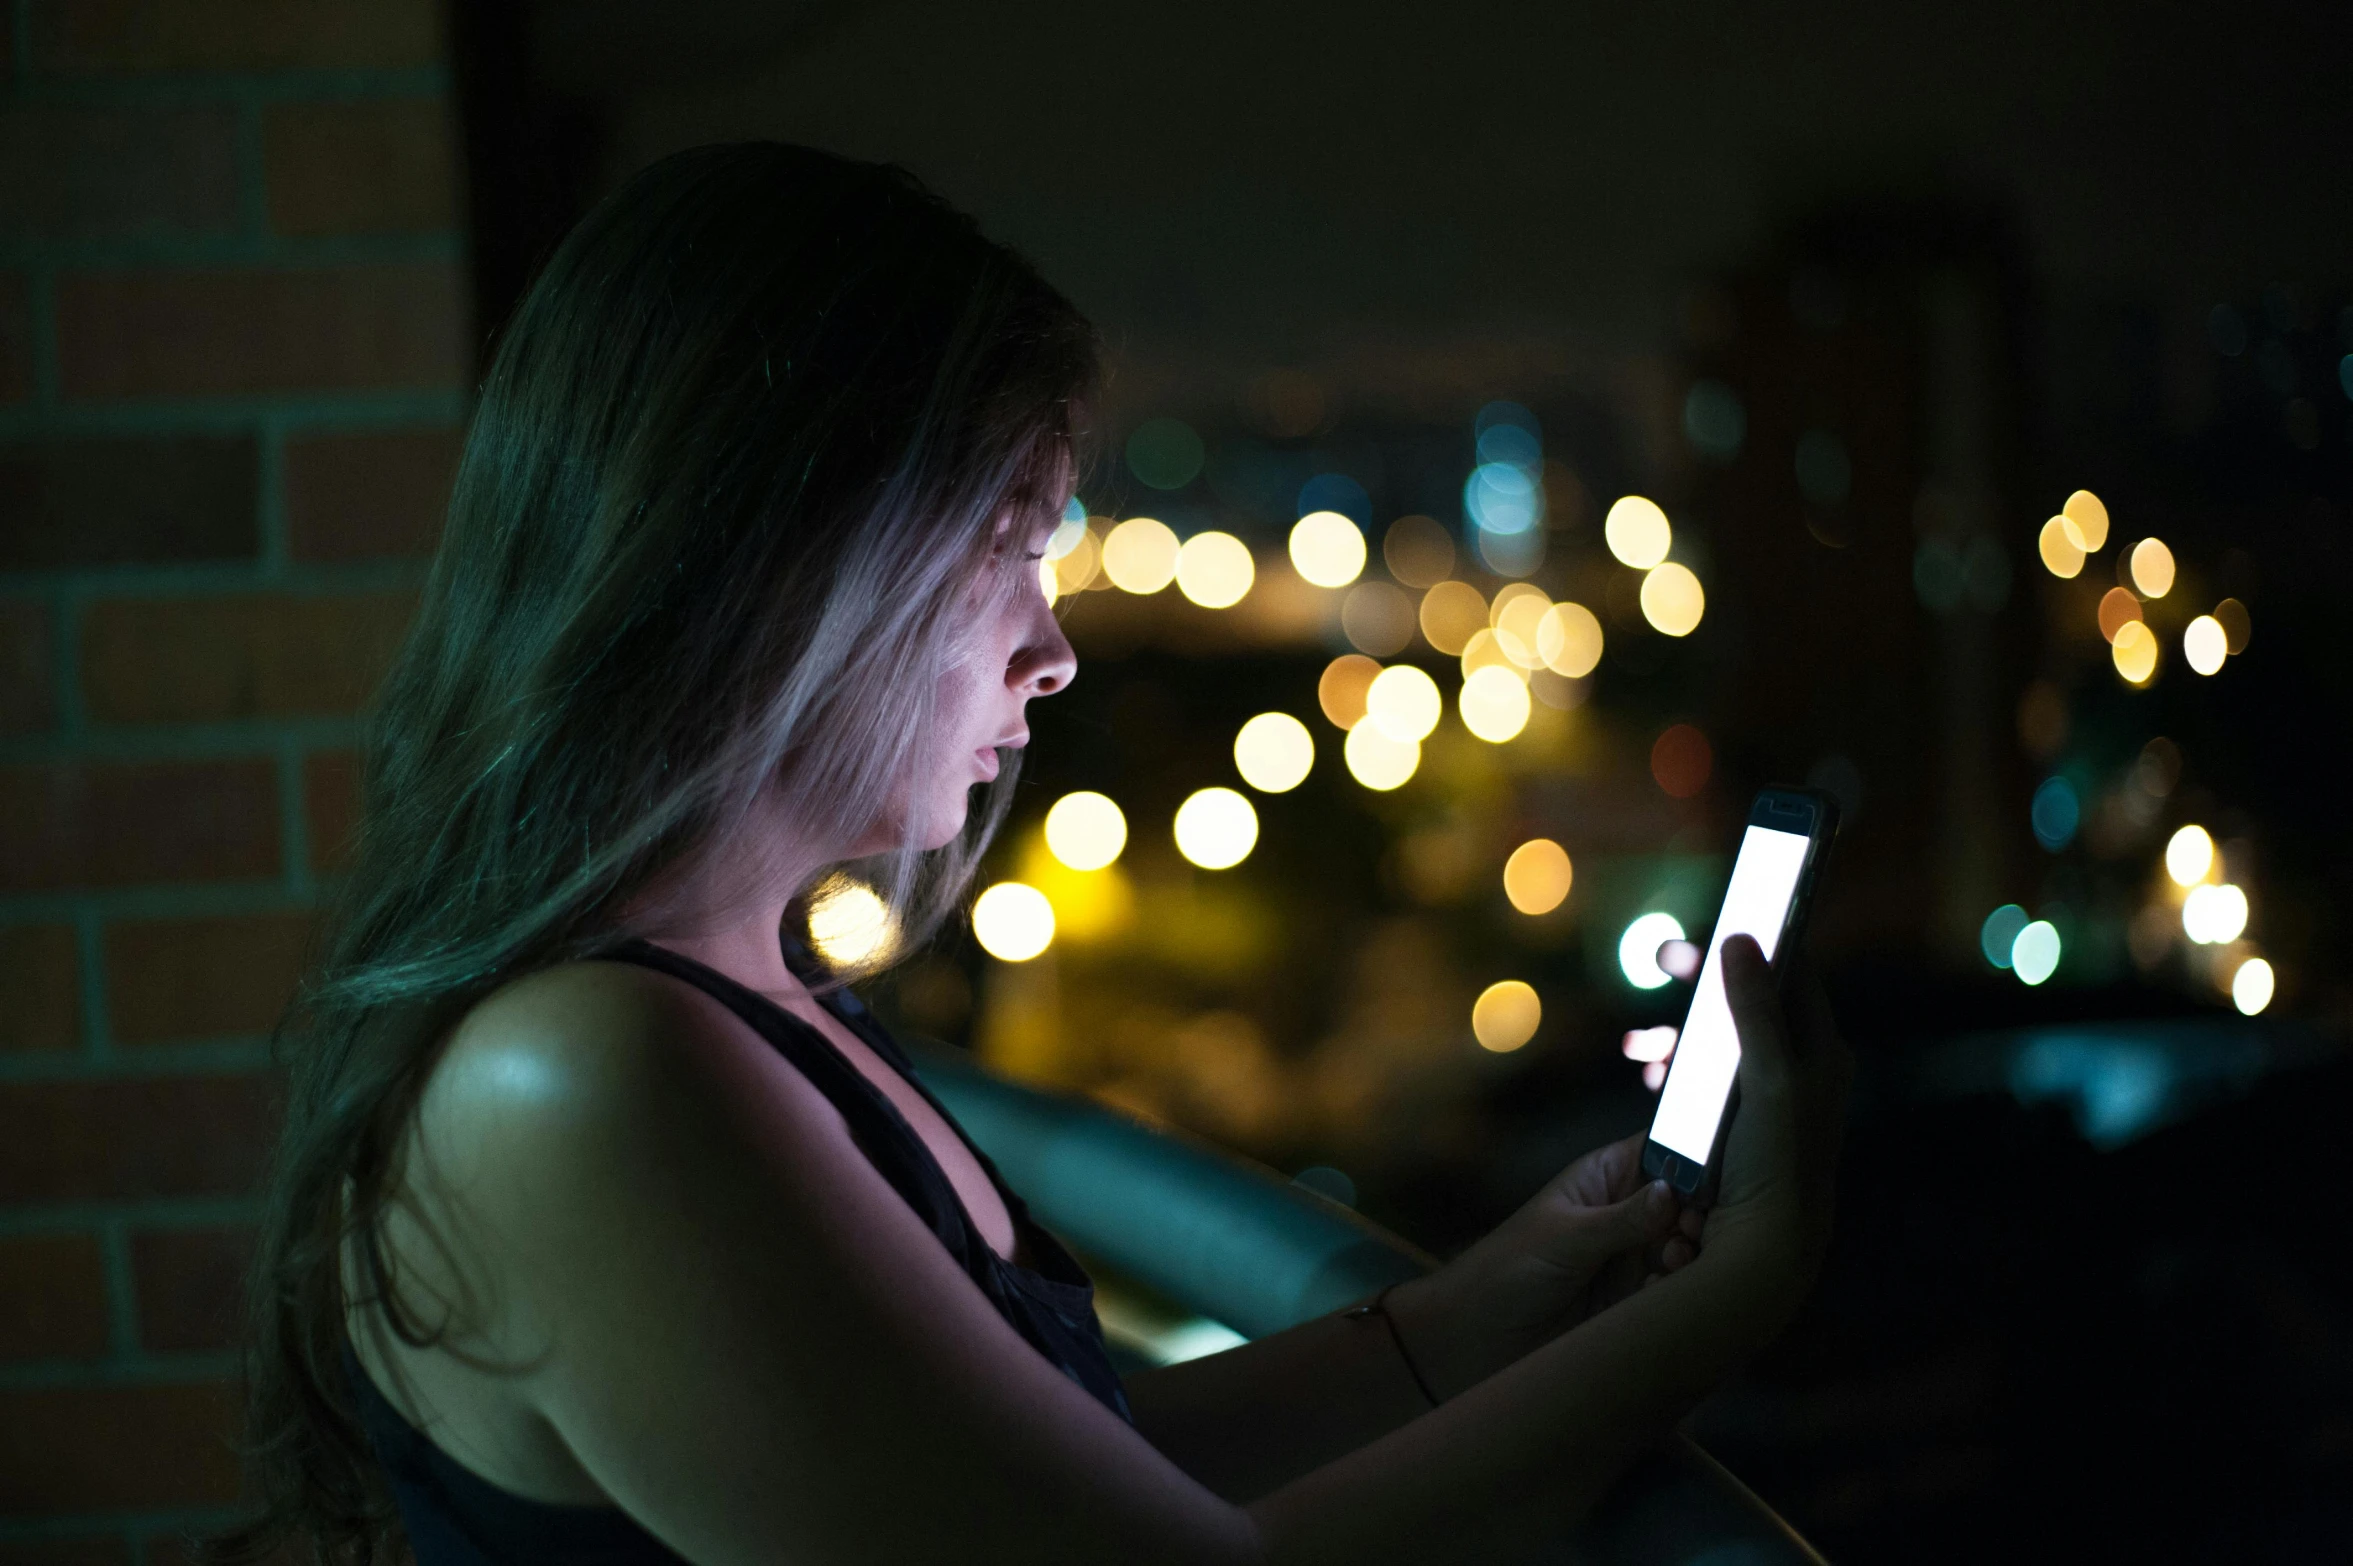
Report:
1698,934,1852,1319
1384,1136,1697,1402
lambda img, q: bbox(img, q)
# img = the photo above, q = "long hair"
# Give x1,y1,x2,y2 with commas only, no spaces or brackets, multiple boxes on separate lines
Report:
212,142,1099,1564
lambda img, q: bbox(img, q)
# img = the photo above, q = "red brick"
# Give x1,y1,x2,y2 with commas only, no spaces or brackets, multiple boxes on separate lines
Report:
104,912,311,1045
0,274,30,405
284,426,458,561
263,98,458,238
0,1540,131,1566
57,264,468,400
1,598,54,733
0,1233,108,1361
0,924,79,1052
0,435,257,569
82,590,417,724
0,106,237,241
0,1075,278,1203
0,1381,241,1512
302,750,358,874
32,0,443,72
131,1226,252,1354
0,759,279,892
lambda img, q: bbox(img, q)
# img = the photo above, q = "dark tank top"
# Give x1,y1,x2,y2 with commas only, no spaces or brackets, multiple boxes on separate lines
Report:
348,936,1132,1566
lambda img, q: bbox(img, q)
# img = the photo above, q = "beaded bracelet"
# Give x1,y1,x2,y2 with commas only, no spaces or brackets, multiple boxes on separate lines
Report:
1346,1282,1441,1408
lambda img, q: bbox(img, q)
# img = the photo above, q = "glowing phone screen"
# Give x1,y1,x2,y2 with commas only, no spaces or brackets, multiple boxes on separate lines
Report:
1650,825,1813,1165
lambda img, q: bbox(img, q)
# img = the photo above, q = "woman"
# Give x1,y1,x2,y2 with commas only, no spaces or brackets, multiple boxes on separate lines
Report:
222,142,1848,1566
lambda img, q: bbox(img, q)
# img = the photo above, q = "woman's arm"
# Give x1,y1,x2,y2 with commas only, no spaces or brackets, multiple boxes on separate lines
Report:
399,942,1831,1566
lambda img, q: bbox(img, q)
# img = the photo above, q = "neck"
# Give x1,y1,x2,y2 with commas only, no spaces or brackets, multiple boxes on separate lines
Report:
621,830,827,1000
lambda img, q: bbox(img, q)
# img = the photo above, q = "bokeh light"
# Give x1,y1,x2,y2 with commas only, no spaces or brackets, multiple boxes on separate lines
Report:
1471,980,1542,1052
1126,417,1205,490
1289,510,1366,588
1418,580,1489,655
1537,602,1604,677
2011,920,2061,985
1342,720,1419,790
2182,883,2249,944
2213,596,2251,653
1604,495,1673,569
1459,665,1532,742
2166,825,2215,885
1618,912,1686,989
2111,620,2158,683
1101,517,1180,593
2183,615,2227,675
2129,537,2176,598
1650,724,1713,798
1464,462,1542,535
1459,628,1520,680
2030,776,2080,851
1502,838,1572,915
972,881,1055,961
1174,530,1254,609
1365,664,1443,742
1980,903,2029,969
2231,957,2275,1016
1341,580,1416,656
2038,517,2086,578
1316,654,1380,730
1044,790,1127,871
1383,514,1455,587
1172,787,1259,870
1039,558,1059,606
808,876,898,967
1622,1025,1678,1063
1489,584,1551,668
1051,526,1102,593
1640,563,1706,636
2062,489,2111,551
2097,586,2143,643
1233,712,1314,792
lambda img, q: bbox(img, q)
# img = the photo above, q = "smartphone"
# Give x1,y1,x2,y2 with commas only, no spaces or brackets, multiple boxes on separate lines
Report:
1640,788,1838,1197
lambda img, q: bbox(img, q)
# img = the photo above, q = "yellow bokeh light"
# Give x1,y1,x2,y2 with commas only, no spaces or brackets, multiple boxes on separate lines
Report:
2231,956,2274,1016
1101,516,1180,594
2164,824,2214,886
2128,537,2176,599
1172,787,1259,870
2183,615,2227,676
972,881,1055,961
1341,580,1416,656
1317,653,1381,730
2097,586,2143,644
1043,790,1127,871
2038,517,2086,579
1288,510,1366,588
1052,528,1101,593
2062,489,2110,551
1604,495,1672,569
1639,562,1706,636
1537,602,1603,678
1459,664,1532,742
1365,663,1442,743
1233,712,1314,792
2111,619,2158,683
1460,628,1522,681
807,876,898,967
1418,580,1488,655
1490,584,1550,668
1342,720,1419,790
1383,513,1455,588
1039,557,1059,606
2182,882,2248,945
1471,979,1542,1052
1502,838,1573,915
2213,597,2251,654
1175,530,1255,609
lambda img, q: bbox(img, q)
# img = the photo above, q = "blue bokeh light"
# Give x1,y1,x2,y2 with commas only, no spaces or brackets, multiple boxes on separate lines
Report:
1980,903,2028,969
2030,776,2079,852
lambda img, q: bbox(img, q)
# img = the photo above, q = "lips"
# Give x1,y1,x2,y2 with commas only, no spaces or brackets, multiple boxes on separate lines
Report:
974,746,1000,781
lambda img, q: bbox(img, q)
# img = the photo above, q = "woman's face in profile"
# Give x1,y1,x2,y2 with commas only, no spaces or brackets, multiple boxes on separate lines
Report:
903,503,1076,851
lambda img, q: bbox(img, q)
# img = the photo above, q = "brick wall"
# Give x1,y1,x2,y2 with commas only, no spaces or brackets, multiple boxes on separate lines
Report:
0,1,467,1557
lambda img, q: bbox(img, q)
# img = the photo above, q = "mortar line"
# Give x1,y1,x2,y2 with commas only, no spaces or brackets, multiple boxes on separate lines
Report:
233,86,269,243
256,413,290,576
278,740,314,899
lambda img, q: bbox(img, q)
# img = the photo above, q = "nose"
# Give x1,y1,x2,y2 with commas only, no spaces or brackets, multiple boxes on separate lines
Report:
1009,596,1077,697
